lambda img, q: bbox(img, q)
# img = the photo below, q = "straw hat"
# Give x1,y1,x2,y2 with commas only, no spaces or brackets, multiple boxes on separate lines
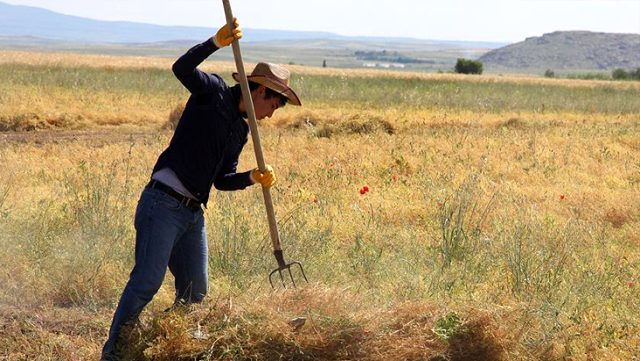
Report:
233,62,301,106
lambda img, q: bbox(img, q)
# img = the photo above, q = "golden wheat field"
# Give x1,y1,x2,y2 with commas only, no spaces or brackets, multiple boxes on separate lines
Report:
0,50,639,360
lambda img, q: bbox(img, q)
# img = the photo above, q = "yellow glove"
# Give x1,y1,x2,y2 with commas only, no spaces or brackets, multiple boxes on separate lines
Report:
213,17,242,48
250,165,276,188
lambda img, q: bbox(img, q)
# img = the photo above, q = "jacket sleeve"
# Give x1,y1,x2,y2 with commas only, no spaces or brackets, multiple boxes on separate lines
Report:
172,38,225,94
213,160,253,191
213,140,254,191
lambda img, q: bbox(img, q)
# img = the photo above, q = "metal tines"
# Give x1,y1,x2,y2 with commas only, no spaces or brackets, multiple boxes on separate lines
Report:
269,250,308,288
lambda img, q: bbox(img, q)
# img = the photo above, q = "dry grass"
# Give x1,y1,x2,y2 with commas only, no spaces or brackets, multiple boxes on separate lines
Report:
0,51,639,360
0,51,177,70
2,50,639,90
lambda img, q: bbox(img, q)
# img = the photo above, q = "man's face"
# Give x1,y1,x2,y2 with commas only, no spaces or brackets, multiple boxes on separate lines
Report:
252,86,282,120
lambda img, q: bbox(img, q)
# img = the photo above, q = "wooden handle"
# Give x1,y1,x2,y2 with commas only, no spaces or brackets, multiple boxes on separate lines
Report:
222,0,282,252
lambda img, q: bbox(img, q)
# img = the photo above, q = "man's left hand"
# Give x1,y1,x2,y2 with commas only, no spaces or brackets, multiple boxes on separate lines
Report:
250,165,276,188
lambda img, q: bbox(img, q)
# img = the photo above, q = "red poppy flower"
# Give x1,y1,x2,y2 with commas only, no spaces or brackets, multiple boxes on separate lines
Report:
560,194,565,201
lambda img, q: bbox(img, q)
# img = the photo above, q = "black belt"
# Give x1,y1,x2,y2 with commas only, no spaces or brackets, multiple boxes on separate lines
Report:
146,180,201,211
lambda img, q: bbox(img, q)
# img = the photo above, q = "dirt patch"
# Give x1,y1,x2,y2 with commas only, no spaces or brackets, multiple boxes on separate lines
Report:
0,128,159,146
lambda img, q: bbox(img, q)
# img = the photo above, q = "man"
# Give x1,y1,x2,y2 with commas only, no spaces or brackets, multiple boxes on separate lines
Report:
101,18,301,360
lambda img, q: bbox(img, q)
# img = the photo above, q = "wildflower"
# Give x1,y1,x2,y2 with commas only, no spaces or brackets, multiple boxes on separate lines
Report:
629,281,635,288
560,194,565,201
359,185,370,195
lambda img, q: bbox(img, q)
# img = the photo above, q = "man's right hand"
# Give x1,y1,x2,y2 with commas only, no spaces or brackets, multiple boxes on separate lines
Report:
213,17,242,48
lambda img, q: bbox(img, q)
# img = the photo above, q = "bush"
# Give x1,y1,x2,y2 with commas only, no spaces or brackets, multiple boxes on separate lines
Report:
544,69,555,78
454,58,483,75
612,68,629,80
611,68,640,81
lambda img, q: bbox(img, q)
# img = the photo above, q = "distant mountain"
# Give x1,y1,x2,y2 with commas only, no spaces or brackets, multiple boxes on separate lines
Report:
0,1,337,43
479,31,640,71
0,1,504,48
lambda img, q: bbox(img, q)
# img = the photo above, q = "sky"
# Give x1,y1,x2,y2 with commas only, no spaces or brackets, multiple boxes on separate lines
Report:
4,0,640,42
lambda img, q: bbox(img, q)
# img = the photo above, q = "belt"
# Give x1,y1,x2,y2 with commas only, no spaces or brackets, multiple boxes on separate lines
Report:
146,180,201,211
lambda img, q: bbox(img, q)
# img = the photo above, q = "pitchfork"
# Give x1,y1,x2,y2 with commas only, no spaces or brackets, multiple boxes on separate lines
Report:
222,0,309,289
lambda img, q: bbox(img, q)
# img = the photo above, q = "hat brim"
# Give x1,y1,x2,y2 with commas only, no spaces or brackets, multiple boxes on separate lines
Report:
233,73,301,106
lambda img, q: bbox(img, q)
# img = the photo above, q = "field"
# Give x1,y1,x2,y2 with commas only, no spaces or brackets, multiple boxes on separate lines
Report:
0,50,639,360
0,37,493,72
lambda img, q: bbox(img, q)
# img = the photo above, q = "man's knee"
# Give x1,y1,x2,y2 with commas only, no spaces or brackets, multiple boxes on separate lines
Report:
127,274,164,302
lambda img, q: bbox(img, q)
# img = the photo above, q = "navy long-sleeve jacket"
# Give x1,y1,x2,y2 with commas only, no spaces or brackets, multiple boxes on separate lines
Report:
152,38,253,206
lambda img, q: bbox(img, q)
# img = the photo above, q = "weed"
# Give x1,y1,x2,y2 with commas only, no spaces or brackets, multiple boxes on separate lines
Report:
206,191,271,288
433,311,462,341
436,173,496,267
504,213,572,300
347,233,385,287
0,173,12,218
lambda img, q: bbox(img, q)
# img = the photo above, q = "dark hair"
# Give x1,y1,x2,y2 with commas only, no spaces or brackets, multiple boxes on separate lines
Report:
248,81,288,107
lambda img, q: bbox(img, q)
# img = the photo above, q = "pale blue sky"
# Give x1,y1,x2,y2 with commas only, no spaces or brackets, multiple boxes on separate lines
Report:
4,0,640,42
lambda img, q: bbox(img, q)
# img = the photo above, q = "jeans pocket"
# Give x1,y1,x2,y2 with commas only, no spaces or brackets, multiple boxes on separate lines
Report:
155,194,181,211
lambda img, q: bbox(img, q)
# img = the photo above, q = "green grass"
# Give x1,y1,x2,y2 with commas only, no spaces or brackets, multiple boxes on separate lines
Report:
0,63,180,95
2,63,640,117
294,74,640,114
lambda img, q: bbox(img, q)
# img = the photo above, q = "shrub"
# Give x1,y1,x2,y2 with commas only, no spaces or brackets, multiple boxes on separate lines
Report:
612,68,629,80
454,58,483,75
612,68,640,81
544,69,555,78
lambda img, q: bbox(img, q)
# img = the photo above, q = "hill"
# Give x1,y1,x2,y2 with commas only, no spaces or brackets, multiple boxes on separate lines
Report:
479,31,640,72
0,1,336,43
0,1,502,48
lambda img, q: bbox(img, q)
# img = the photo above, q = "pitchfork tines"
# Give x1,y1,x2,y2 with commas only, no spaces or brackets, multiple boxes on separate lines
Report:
269,250,308,288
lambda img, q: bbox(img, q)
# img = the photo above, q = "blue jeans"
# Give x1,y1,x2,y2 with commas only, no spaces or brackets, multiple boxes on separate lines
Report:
102,187,207,357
